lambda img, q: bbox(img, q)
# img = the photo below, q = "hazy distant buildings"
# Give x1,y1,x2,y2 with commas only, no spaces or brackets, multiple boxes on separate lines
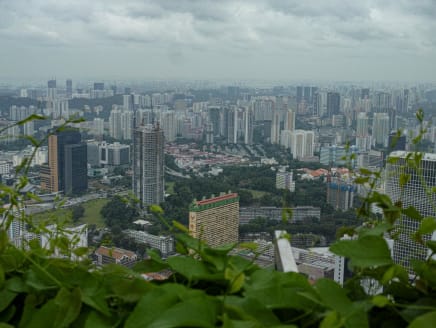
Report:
47,79,57,100
66,79,73,99
132,123,165,207
327,92,340,116
189,192,239,248
356,112,371,151
372,113,390,147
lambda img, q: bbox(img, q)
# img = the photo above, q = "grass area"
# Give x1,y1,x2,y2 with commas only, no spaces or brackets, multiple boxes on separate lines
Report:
31,198,108,228
166,181,175,194
79,198,108,228
241,189,270,199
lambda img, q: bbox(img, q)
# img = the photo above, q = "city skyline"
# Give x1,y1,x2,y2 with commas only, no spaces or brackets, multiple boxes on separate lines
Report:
1,1,435,82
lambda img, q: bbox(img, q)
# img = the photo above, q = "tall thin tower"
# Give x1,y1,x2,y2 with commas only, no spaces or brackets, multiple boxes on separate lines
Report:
132,123,165,207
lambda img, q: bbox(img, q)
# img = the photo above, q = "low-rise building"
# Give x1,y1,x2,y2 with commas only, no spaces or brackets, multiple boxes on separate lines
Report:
124,230,174,258
94,246,137,267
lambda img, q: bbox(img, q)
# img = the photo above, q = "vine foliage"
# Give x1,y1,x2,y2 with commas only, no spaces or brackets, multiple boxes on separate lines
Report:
0,111,436,327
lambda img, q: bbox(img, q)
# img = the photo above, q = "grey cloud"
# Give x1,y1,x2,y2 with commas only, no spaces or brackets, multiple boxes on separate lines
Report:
0,0,435,81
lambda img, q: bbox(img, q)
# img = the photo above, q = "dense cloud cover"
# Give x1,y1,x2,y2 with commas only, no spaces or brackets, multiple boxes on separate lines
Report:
0,0,435,81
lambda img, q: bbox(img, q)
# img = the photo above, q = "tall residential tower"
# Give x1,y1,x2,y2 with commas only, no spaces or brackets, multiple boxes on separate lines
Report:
132,123,165,207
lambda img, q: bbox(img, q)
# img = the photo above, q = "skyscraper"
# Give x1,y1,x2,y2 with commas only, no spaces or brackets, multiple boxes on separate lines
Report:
40,128,87,195
327,92,340,116
189,192,239,248
356,112,370,151
132,123,165,207
47,79,57,100
372,113,390,147
385,151,436,273
66,79,73,99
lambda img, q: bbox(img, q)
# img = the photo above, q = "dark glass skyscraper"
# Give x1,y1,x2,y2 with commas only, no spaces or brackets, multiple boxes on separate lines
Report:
40,128,87,195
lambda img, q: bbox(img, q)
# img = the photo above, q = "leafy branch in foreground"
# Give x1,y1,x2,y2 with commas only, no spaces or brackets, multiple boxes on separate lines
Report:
1,111,436,327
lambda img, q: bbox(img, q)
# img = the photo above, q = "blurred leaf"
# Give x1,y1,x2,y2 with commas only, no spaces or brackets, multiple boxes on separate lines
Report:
409,311,436,328
54,287,82,327
330,236,392,268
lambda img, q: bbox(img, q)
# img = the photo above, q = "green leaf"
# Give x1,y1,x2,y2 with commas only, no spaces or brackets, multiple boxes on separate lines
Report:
22,299,58,328
172,220,189,233
73,247,89,257
223,296,281,326
402,206,423,221
84,310,115,328
418,217,436,235
315,279,352,314
320,311,343,328
381,265,409,284
409,311,436,328
147,297,218,328
330,236,392,268
167,256,218,281
0,289,17,312
125,285,182,328
372,295,390,308
225,268,245,294
54,287,82,327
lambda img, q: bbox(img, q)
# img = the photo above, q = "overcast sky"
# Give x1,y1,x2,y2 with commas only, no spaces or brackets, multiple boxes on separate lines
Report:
0,0,435,82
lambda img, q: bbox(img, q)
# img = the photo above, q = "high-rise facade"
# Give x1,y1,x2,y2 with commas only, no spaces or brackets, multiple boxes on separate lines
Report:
372,113,390,147
327,92,340,116
356,112,370,151
66,79,73,99
189,192,239,248
385,151,436,273
290,130,314,160
40,129,87,195
132,123,165,207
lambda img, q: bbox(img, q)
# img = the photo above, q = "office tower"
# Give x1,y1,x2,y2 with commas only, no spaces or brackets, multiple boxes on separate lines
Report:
121,110,133,140
270,109,281,144
314,92,327,117
226,107,237,144
47,79,57,100
243,107,253,145
159,111,177,142
388,132,406,151
92,118,105,136
109,108,123,140
52,99,69,119
285,109,295,131
373,92,392,113
327,176,356,211
361,88,370,99
327,92,340,116
132,123,165,207
66,79,72,99
100,142,130,166
93,82,104,91
385,152,436,273
205,123,214,144
290,130,314,160
372,113,390,147
123,94,134,111
296,86,304,104
208,107,221,137
189,192,239,248
356,112,370,151
40,129,87,195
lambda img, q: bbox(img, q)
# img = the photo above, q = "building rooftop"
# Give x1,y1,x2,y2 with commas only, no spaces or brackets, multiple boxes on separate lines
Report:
95,246,136,260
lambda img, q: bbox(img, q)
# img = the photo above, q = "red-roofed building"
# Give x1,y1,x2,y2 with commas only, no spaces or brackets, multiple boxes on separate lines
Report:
189,192,239,248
